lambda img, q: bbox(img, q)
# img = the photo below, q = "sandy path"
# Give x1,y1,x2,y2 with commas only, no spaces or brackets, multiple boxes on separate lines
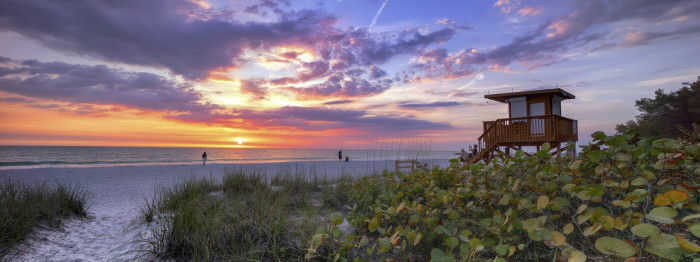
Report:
1,160,449,261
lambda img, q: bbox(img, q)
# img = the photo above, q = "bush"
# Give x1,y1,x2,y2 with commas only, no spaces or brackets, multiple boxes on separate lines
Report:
309,131,700,261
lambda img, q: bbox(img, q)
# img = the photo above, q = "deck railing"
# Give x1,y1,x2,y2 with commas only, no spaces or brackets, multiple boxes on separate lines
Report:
477,115,578,153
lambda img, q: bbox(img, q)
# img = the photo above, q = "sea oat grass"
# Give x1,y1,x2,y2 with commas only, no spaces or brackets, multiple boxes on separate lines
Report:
0,181,88,260
143,168,341,261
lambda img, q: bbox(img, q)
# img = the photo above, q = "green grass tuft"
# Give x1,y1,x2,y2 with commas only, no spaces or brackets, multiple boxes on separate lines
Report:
0,181,88,260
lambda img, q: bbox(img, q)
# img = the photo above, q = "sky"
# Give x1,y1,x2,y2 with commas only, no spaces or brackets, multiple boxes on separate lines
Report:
0,0,698,151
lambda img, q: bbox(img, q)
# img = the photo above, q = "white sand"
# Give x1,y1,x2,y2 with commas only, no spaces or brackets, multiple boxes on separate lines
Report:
0,159,449,261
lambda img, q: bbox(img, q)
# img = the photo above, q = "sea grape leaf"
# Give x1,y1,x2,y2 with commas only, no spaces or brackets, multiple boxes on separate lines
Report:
563,223,574,235
592,131,607,141
689,223,700,238
445,236,459,249
648,234,680,249
495,244,508,256
631,223,660,238
630,177,648,186
537,195,549,211
583,224,602,236
644,246,681,262
681,214,700,222
605,135,626,146
378,237,391,253
330,212,344,226
648,206,678,218
551,231,566,246
594,236,636,258
676,235,700,253
369,217,379,232
653,193,672,206
666,190,690,203
568,250,586,262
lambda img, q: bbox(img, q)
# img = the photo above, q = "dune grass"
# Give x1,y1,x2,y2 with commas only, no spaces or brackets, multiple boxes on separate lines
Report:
0,181,88,259
140,167,356,261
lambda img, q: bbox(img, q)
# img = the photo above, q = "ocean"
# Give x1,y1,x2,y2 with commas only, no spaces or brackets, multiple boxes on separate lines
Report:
0,146,456,170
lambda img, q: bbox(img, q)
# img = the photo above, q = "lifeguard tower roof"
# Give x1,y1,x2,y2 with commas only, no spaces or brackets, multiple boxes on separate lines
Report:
484,88,575,103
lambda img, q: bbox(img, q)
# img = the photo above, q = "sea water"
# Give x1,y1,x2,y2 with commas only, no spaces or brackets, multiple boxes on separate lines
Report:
0,146,456,170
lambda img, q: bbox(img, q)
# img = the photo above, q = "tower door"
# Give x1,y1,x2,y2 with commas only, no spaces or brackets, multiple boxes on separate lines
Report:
529,102,545,136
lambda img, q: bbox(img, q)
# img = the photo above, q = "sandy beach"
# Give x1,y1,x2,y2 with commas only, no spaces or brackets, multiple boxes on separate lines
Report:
1,159,449,261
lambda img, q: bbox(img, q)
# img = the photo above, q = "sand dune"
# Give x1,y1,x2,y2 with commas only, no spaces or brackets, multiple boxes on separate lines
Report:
1,159,449,261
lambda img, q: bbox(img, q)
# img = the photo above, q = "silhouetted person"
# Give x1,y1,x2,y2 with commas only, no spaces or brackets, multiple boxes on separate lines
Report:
202,151,207,165
338,150,342,162
472,144,478,156
345,156,349,162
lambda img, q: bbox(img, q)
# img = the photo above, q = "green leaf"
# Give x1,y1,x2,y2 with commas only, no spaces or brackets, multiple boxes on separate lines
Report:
523,218,540,231
630,223,660,238
648,234,680,249
569,250,586,262
368,217,379,232
431,248,445,260
594,236,636,258
592,131,607,141
605,135,626,146
563,223,574,235
445,236,459,249
648,206,678,218
330,212,344,226
630,177,648,186
690,223,700,238
378,237,391,253
495,244,508,256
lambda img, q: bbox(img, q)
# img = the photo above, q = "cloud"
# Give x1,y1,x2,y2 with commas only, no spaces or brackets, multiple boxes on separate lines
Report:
369,65,387,79
232,106,452,131
239,80,268,98
399,101,463,108
0,0,336,80
412,0,700,81
323,100,353,105
518,6,543,17
0,57,221,117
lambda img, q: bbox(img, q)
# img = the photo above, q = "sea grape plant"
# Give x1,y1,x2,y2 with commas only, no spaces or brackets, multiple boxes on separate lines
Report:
307,131,700,261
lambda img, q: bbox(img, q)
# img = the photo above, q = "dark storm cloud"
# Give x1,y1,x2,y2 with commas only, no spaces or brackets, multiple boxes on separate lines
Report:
233,106,452,131
414,0,700,80
0,58,221,115
0,0,335,80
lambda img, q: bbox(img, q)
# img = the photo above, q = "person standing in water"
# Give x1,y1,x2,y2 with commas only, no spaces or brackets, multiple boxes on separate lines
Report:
202,151,207,165
338,150,342,162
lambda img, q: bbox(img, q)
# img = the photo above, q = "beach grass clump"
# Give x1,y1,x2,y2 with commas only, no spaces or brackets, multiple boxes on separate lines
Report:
141,167,353,261
0,181,88,259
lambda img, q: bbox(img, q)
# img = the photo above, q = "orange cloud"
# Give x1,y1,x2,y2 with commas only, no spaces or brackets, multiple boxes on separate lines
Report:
546,13,576,38
518,6,543,17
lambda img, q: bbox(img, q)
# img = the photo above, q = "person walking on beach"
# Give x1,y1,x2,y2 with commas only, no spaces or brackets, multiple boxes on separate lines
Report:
202,151,207,165
338,150,342,162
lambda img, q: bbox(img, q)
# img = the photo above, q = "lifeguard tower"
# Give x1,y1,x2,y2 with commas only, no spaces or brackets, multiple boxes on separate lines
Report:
468,88,578,163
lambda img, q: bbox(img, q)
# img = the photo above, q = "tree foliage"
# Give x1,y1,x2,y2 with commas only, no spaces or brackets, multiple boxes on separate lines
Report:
617,76,700,138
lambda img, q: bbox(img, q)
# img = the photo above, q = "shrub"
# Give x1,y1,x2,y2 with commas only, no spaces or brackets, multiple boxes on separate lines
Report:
309,131,700,261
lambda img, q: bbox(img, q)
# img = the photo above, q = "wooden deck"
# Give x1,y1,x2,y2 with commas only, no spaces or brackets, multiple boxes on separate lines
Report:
470,115,578,163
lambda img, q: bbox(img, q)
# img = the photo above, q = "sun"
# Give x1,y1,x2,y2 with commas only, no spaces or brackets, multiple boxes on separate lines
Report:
235,138,245,145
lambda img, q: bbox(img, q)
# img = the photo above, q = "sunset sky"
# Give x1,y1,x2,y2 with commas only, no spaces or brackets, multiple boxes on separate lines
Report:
0,0,698,150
